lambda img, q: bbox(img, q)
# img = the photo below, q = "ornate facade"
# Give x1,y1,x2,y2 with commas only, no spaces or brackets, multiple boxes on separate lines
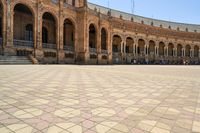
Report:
0,0,200,64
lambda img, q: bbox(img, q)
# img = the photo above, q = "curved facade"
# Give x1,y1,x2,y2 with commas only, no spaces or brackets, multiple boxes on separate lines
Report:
0,0,200,64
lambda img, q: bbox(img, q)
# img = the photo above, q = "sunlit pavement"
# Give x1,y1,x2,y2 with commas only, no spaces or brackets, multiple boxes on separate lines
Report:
0,65,200,133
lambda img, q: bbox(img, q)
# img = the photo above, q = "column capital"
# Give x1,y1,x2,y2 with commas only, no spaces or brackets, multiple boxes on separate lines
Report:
165,42,169,46
145,40,149,45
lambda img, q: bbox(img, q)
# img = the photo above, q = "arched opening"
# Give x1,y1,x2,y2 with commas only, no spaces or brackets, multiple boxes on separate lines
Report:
89,24,97,53
72,0,76,6
42,27,48,43
159,42,165,56
112,35,122,53
194,45,199,58
112,35,122,64
177,44,182,57
185,45,191,57
13,3,34,48
25,24,33,41
63,19,75,52
0,3,3,48
138,39,145,55
42,12,56,49
126,37,133,53
101,28,107,51
168,43,174,56
149,40,155,56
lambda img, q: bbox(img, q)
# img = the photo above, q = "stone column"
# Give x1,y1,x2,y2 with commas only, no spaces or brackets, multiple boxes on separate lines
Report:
120,41,123,53
182,48,185,57
2,2,6,49
147,45,149,56
57,0,65,64
166,47,169,57
135,44,138,56
165,43,169,57
59,14,64,50
6,0,12,47
190,48,194,58
108,31,112,64
145,40,149,56
37,1,42,49
76,7,88,64
134,38,138,56
144,45,147,55
97,27,101,64
155,41,159,56
35,1,44,59
124,42,126,53
145,42,149,64
4,0,15,55
33,12,37,56
173,48,177,57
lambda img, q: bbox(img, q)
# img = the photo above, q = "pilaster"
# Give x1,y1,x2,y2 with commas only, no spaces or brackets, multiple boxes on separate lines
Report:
4,0,15,55
35,0,44,59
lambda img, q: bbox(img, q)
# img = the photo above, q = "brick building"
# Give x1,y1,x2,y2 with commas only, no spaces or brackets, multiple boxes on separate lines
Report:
0,0,200,64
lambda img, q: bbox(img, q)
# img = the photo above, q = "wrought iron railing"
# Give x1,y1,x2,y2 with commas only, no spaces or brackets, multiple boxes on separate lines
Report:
52,0,59,4
13,39,34,48
113,52,121,57
89,48,97,53
101,49,108,54
42,43,57,49
63,45,74,52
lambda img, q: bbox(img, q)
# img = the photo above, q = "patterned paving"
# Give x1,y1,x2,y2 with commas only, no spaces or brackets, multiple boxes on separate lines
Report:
0,65,200,133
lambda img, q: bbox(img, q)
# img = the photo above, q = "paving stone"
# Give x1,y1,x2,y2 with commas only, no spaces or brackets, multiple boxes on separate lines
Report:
0,65,200,133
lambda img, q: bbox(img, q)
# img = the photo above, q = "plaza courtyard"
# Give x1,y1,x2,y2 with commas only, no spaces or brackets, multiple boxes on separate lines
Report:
0,65,200,133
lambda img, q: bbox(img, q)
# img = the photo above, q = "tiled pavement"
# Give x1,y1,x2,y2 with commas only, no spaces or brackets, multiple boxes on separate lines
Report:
0,65,200,133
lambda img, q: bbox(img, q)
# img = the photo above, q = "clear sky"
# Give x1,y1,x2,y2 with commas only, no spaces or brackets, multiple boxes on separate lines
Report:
88,0,200,25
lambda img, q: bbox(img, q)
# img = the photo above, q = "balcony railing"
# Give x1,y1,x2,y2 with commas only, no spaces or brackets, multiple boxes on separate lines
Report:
101,49,108,54
14,39,34,48
43,43,57,49
89,48,97,53
52,0,59,4
63,45,74,52
0,38,2,46
113,52,121,57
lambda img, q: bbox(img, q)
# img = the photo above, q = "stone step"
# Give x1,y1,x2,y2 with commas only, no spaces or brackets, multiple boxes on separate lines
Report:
0,56,32,64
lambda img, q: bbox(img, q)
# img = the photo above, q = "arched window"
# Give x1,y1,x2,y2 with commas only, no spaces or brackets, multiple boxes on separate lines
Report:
25,24,33,41
101,28,107,50
112,35,122,53
42,12,56,45
168,43,174,56
185,45,191,57
126,37,134,53
194,45,199,57
89,24,96,49
138,39,145,55
42,27,48,43
72,0,75,6
159,42,165,56
14,3,33,41
177,44,182,57
63,19,74,46
149,40,155,55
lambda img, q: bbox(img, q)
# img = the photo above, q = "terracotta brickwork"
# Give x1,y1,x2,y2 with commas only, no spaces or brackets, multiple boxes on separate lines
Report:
0,0,200,64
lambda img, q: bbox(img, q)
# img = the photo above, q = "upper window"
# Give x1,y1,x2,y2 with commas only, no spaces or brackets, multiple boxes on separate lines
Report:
72,0,75,6
25,24,33,41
